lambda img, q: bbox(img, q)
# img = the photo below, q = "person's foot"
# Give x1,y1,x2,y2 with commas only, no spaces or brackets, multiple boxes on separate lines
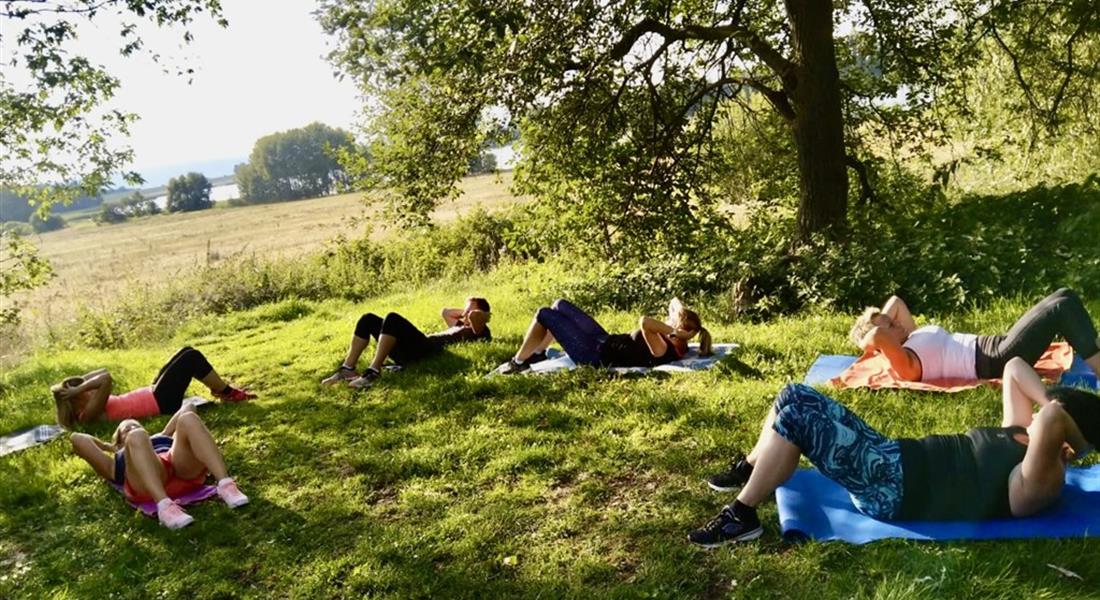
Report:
215,386,256,403
157,500,195,529
348,367,381,389
526,351,549,365
217,478,249,508
688,504,763,548
707,455,754,492
321,365,358,386
497,358,531,375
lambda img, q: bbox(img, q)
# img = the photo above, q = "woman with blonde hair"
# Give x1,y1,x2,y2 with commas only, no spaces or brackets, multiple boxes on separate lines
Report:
53,346,254,428
849,289,1100,382
70,405,249,529
497,298,712,374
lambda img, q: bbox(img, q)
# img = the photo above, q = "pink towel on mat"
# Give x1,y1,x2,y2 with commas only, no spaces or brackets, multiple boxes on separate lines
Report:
109,482,218,517
831,342,1073,393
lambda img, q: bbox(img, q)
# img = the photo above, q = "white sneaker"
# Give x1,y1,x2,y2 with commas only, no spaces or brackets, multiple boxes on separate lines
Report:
217,479,249,508
158,500,195,529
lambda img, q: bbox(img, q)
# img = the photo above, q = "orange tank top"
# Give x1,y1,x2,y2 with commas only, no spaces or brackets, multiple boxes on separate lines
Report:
105,386,160,421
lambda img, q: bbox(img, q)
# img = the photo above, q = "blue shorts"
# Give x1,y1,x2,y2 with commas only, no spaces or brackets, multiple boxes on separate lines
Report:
771,384,904,520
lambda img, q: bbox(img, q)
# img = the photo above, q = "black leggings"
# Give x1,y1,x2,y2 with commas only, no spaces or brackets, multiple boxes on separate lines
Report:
150,346,214,414
975,288,1100,378
354,312,440,365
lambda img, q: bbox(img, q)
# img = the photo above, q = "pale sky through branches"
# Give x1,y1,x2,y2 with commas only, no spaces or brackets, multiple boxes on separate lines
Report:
8,0,362,185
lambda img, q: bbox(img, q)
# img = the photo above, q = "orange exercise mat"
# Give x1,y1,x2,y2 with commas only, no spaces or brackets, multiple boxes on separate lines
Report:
830,342,1073,392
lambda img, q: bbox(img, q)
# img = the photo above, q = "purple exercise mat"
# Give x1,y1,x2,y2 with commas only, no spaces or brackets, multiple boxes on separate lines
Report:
109,482,218,517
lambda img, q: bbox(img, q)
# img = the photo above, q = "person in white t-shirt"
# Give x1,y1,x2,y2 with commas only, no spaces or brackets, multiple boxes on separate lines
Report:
849,289,1100,381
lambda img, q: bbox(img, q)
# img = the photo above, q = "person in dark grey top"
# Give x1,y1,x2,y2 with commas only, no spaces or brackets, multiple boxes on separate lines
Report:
321,297,492,389
688,357,1100,547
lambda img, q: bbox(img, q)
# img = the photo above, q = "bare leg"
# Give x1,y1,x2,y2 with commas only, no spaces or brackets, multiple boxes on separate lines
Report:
343,335,371,370
535,331,556,353
368,334,398,372
746,407,779,465
514,316,550,362
168,412,230,481
123,430,169,503
1002,357,1049,427
736,429,801,507
199,369,229,393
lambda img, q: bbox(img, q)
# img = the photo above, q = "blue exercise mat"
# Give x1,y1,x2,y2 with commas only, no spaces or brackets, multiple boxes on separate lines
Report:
776,466,1100,544
1062,355,1099,389
802,355,857,386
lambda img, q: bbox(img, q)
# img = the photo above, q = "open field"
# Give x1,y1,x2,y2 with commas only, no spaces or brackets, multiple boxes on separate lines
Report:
1,267,1098,598
8,173,520,342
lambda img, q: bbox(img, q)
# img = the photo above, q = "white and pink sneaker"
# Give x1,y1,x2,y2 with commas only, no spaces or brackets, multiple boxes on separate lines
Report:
217,478,249,508
157,499,195,529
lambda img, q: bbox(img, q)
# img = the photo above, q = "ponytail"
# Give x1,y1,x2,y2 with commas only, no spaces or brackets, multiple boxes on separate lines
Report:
53,387,74,429
697,327,713,357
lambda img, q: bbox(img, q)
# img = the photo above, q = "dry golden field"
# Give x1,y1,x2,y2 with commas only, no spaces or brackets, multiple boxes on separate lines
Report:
4,172,520,350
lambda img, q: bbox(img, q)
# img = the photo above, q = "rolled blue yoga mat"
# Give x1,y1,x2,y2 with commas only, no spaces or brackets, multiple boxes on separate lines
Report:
776,466,1100,544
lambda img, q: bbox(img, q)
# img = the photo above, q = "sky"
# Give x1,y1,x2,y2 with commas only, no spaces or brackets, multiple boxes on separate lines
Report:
36,1,363,185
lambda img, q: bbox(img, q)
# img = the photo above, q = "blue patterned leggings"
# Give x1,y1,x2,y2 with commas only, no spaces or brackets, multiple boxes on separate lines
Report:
771,384,904,520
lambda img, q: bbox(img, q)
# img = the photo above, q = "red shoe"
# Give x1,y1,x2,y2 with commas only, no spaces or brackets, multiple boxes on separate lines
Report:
215,386,256,403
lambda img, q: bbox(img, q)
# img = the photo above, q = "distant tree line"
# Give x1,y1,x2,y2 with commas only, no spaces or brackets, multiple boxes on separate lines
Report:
234,122,355,203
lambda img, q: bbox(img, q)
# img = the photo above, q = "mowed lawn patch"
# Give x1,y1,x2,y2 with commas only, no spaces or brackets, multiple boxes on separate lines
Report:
1,273,1098,598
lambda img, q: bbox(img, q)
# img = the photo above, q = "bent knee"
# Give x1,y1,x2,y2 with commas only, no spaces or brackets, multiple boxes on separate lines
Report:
124,428,151,448
773,383,821,412
551,299,569,310
176,410,204,430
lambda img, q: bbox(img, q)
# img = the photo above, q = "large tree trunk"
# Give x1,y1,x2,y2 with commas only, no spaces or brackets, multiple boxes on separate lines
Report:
785,0,849,239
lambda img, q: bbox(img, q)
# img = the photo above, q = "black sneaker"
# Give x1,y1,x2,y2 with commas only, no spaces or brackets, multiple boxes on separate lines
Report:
497,358,530,375
348,367,381,389
525,351,548,365
688,505,763,548
707,456,753,492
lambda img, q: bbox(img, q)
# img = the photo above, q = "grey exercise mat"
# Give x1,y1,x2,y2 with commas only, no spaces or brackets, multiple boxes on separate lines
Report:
490,343,738,376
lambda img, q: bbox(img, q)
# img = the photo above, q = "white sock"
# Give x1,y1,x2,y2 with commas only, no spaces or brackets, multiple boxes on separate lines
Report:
217,477,234,489
157,497,174,511
342,363,355,370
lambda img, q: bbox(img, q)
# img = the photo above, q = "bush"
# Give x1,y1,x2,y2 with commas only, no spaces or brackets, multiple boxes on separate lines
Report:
94,203,129,225
29,213,65,232
166,172,213,212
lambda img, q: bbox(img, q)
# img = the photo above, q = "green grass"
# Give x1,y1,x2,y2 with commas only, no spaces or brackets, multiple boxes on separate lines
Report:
1,263,1098,598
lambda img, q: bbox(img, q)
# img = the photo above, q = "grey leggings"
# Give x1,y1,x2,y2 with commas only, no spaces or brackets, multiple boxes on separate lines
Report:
975,288,1100,378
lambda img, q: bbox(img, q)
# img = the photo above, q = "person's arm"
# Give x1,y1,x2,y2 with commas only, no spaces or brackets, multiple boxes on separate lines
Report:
60,371,113,422
70,433,116,481
860,326,923,380
441,308,465,327
1001,357,1050,428
1008,402,1076,517
464,310,489,334
639,316,674,357
881,296,917,336
80,368,109,380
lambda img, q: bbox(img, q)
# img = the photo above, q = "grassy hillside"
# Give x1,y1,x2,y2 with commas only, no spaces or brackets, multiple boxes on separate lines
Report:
1,263,1097,598
9,173,520,348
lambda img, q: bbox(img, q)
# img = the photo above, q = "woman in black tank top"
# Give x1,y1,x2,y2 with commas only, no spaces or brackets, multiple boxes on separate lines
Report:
495,298,714,374
688,359,1100,547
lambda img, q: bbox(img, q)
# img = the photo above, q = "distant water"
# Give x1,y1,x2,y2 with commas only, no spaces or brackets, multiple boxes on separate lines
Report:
150,183,239,208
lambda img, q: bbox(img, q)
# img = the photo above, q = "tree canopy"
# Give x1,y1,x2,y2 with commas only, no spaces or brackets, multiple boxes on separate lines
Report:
320,0,1099,254
234,122,356,203
166,172,213,212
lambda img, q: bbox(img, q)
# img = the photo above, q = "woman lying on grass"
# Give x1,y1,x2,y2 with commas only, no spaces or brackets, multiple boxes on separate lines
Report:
850,288,1100,382
53,346,255,428
691,359,1100,547
496,298,712,374
321,297,492,389
71,405,249,529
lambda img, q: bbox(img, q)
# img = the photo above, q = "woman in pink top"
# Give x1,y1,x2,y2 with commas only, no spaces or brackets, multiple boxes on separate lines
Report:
52,346,255,428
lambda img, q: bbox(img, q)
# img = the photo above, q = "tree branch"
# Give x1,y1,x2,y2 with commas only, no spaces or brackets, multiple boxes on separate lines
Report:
845,154,876,206
609,16,795,84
